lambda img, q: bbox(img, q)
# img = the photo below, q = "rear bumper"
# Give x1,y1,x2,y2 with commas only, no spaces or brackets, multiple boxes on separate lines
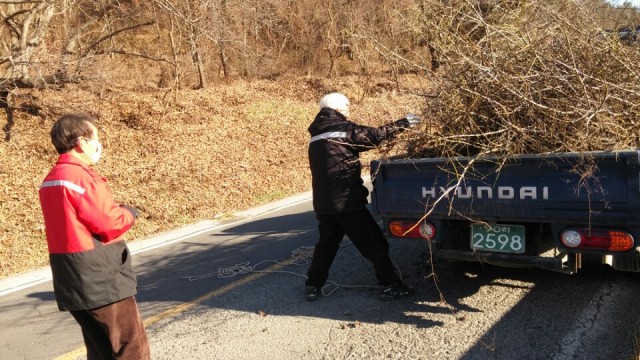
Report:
434,249,640,273
435,249,576,274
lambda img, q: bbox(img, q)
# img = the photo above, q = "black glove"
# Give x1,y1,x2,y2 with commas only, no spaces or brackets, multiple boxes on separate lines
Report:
120,204,140,218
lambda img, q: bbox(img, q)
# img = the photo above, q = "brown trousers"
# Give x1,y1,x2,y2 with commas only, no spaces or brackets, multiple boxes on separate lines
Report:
70,296,150,360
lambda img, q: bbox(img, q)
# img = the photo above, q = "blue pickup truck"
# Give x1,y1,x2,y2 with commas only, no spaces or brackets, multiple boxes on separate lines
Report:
371,150,640,273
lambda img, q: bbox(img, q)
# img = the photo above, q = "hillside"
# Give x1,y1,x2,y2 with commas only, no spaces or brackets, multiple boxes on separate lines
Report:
0,75,428,277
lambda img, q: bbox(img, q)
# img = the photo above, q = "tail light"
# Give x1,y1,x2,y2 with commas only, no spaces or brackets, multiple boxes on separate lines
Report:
389,220,436,240
560,228,634,252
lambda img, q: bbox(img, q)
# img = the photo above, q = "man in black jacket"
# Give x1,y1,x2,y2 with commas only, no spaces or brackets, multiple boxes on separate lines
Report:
305,92,420,301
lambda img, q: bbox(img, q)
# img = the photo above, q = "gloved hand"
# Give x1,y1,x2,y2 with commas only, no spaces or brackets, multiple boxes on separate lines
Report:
120,204,140,218
405,113,422,127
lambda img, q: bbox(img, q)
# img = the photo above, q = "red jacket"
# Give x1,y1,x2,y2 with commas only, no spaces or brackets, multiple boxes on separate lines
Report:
39,154,137,311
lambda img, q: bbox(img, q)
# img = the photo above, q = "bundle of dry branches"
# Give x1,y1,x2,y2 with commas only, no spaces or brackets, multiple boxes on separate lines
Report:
406,0,640,158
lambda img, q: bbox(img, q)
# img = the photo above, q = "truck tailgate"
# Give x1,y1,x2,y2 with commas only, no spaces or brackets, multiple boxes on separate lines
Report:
371,151,640,225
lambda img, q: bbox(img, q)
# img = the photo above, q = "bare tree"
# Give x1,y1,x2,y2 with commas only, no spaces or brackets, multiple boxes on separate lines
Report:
1,1,56,87
1,1,54,140
0,0,156,139
154,0,215,88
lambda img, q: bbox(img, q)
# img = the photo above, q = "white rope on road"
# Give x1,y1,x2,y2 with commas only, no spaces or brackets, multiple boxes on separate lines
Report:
182,242,404,298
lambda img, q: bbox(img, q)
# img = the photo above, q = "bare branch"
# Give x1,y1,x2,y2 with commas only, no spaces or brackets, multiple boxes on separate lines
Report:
107,49,175,65
0,1,43,4
2,9,30,37
82,20,155,57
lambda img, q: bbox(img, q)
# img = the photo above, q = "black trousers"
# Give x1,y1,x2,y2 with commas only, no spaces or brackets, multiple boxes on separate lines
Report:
306,208,400,288
70,296,150,360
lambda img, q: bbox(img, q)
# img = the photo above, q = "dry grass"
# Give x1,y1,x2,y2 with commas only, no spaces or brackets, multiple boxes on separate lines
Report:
0,75,428,277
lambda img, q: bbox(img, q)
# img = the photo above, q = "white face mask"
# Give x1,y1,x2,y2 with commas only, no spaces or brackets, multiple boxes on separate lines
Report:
79,137,102,164
88,140,102,164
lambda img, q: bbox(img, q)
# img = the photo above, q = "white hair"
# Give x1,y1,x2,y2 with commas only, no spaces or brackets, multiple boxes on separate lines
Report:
319,93,349,111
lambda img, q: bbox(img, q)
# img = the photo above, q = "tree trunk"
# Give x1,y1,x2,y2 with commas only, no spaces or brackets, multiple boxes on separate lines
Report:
189,28,207,89
1,90,13,142
220,46,229,78
219,0,230,78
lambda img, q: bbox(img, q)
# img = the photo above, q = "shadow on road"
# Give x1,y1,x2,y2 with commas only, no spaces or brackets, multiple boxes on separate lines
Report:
447,262,640,359
132,207,640,359
132,209,450,329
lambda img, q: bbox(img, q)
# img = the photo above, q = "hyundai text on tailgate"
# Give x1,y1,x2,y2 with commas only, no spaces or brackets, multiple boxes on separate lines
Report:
370,150,640,273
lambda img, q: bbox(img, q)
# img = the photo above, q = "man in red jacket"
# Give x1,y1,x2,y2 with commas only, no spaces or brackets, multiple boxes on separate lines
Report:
39,113,150,359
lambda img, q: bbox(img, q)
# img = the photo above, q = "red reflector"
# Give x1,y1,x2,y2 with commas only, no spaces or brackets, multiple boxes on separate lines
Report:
389,221,435,240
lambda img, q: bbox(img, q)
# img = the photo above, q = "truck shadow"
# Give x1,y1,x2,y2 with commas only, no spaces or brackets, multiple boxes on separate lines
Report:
449,263,640,360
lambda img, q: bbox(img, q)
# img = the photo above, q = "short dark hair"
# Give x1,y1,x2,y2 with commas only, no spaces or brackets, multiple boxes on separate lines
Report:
50,113,97,154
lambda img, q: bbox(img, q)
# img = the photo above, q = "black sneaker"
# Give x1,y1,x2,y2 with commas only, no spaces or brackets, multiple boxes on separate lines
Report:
380,283,415,300
305,285,322,301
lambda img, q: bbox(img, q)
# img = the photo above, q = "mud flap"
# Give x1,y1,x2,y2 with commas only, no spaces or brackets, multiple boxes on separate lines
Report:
603,254,640,272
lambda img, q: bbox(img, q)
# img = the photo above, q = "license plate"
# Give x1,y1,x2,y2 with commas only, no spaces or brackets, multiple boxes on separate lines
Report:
471,224,525,254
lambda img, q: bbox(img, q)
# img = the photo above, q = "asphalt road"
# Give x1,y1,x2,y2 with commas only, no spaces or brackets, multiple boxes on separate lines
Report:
1,191,640,360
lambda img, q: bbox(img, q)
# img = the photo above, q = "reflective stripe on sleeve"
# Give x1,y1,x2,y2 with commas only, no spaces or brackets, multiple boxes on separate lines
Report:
310,131,347,143
40,180,86,195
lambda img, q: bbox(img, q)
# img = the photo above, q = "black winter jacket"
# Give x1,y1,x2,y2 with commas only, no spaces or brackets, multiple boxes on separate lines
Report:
308,108,409,214
49,240,136,311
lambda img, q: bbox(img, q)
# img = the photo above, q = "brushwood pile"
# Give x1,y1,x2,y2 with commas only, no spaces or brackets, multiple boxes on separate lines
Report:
405,0,640,158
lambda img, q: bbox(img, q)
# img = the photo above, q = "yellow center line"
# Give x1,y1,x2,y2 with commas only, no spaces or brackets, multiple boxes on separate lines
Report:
53,258,297,360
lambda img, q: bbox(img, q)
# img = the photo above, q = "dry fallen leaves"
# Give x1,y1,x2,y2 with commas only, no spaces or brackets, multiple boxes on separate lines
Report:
0,75,428,277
